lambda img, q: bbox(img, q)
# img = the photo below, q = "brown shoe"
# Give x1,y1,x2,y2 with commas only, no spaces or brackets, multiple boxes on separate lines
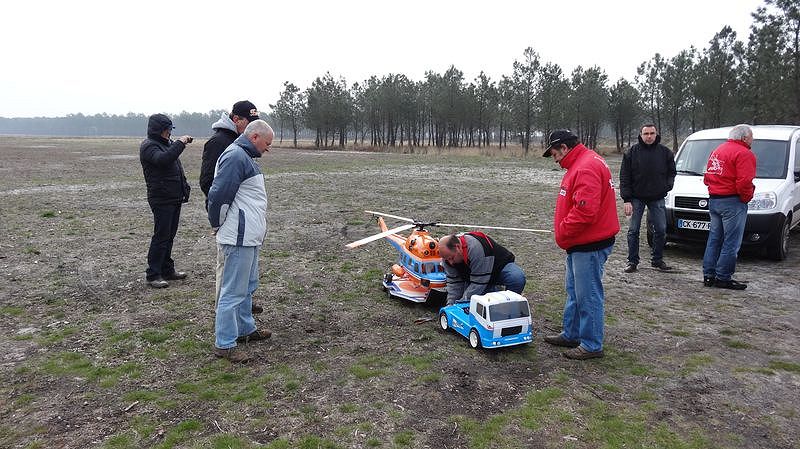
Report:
563,346,604,360
543,334,580,348
213,347,251,363
236,329,272,343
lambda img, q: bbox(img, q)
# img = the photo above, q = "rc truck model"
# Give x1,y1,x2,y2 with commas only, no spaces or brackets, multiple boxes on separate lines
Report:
438,290,533,349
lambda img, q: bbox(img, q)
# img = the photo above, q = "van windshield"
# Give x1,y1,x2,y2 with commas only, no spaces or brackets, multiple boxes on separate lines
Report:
489,301,530,321
675,139,789,179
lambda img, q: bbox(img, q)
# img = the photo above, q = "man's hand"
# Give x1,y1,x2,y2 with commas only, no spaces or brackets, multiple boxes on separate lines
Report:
624,202,633,217
179,135,193,144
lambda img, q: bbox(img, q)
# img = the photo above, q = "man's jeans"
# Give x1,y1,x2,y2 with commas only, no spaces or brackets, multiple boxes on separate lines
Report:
215,244,260,349
146,203,181,281
561,244,613,353
495,262,526,294
703,197,747,282
626,198,666,265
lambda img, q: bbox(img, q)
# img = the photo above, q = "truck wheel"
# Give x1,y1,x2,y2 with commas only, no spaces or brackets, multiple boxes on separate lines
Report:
439,312,449,330
766,215,791,261
469,329,481,349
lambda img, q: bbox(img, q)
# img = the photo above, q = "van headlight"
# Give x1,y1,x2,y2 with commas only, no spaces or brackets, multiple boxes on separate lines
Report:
748,192,777,210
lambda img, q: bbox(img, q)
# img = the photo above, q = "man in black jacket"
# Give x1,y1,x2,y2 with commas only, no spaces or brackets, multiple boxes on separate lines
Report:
199,100,260,206
199,101,263,313
619,124,677,273
140,113,193,288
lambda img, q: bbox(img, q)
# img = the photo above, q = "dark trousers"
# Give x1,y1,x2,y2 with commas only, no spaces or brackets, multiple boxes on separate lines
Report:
146,202,182,281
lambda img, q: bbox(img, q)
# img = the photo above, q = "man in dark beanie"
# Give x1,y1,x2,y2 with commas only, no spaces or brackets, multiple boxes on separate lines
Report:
139,113,194,288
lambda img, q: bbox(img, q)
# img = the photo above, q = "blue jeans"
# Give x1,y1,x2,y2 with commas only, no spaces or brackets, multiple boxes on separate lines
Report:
703,197,747,281
626,198,666,265
215,244,260,349
561,244,613,353
494,262,526,294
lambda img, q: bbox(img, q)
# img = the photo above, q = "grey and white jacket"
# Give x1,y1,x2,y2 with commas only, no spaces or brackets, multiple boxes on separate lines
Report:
207,134,267,247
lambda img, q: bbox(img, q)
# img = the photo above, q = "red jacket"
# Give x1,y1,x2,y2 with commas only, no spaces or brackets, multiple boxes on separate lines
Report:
553,144,620,252
703,139,756,204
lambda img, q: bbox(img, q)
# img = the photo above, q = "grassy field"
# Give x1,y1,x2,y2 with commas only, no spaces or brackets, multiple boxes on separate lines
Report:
0,136,798,449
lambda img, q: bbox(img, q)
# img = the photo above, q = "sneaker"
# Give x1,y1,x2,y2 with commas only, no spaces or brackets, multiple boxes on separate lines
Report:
623,263,638,273
236,329,272,343
163,271,187,280
714,279,747,290
252,303,264,314
651,261,672,271
703,276,716,287
213,347,250,363
543,334,580,348
148,278,169,288
563,346,604,360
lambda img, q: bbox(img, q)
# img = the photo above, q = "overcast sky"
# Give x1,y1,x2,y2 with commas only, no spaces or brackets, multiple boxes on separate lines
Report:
1,0,765,118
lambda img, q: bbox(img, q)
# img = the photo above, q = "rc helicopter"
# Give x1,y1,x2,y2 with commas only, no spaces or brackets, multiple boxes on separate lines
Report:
345,210,550,304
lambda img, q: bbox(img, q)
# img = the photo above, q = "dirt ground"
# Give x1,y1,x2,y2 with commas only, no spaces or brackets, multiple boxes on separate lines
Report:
0,136,798,449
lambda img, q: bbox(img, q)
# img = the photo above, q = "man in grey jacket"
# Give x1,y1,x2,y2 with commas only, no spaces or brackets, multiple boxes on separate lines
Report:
200,100,263,314
207,119,273,363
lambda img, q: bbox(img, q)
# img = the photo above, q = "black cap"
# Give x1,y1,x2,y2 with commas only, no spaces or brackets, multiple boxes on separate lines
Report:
231,100,260,122
542,129,578,157
147,113,173,135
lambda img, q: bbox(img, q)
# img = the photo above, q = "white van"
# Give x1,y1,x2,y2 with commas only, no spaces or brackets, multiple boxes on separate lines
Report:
663,125,800,260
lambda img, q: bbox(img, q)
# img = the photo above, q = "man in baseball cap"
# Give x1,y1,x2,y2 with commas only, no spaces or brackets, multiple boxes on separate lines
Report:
542,128,620,360
230,100,261,122
542,129,578,158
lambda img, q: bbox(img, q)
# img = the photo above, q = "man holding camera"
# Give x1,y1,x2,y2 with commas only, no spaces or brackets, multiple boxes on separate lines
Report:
139,113,193,288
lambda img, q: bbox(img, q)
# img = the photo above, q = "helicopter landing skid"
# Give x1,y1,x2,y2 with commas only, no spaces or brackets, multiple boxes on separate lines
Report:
382,275,446,304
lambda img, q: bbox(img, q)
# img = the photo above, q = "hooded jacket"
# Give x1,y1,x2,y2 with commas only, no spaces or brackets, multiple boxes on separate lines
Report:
200,114,239,198
207,134,267,247
553,144,620,252
619,134,676,202
703,139,756,204
139,115,190,206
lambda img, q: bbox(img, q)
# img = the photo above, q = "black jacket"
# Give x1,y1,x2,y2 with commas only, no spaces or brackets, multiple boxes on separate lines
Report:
140,134,190,206
200,127,238,198
619,134,677,202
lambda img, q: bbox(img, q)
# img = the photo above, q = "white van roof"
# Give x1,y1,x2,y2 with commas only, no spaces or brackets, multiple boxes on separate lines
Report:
687,125,800,141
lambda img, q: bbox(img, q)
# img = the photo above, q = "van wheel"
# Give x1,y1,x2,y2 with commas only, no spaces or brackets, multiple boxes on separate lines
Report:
468,329,482,349
766,215,791,261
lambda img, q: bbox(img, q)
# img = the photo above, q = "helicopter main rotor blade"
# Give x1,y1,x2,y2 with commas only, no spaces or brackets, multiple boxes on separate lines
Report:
345,223,416,249
436,222,552,233
364,210,415,223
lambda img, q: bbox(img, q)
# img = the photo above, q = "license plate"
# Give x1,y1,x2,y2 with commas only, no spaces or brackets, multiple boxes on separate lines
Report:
677,219,710,231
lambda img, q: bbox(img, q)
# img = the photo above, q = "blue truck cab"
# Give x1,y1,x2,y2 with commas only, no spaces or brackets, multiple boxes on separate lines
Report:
438,290,533,349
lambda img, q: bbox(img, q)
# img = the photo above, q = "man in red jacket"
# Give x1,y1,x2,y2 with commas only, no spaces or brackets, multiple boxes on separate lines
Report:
702,124,756,290
542,130,620,360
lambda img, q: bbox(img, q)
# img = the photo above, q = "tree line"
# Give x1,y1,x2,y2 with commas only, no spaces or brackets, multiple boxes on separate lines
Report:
1,1,796,153
271,0,798,152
